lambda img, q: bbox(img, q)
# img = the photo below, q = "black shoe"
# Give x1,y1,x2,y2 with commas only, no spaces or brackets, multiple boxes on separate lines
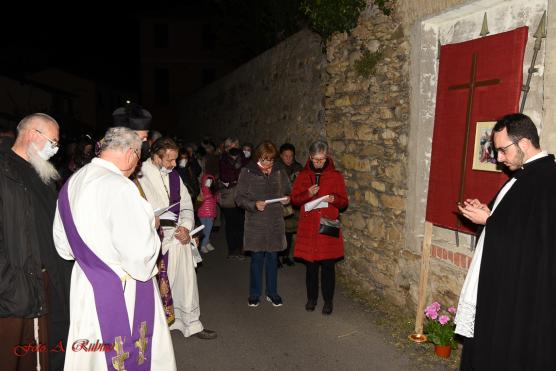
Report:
266,295,283,307
283,257,295,266
277,259,283,268
194,329,217,340
305,299,317,312
248,297,260,307
322,302,333,315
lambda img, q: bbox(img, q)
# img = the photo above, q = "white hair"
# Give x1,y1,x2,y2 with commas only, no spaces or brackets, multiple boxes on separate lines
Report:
100,127,141,153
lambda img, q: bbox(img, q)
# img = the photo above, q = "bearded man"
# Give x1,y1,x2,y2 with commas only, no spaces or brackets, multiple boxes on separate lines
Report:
0,113,72,371
139,137,217,340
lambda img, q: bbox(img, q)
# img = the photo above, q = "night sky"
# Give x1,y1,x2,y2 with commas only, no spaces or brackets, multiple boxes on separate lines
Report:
0,5,146,89
1,2,304,92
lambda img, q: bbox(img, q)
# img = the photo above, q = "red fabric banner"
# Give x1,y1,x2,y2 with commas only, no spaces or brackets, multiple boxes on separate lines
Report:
426,27,528,233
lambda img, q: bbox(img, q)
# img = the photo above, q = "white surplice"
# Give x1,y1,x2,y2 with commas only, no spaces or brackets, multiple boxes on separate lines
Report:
139,159,204,337
53,158,176,371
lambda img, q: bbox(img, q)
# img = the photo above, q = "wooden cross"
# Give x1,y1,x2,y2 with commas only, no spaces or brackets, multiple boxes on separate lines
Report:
134,321,148,365
448,53,501,206
112,336,129,371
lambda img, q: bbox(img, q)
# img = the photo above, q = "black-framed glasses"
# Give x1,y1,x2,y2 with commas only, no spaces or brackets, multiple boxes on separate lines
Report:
34,129,59,149
495,142,516,155
132,148,140,160
260,157,274,163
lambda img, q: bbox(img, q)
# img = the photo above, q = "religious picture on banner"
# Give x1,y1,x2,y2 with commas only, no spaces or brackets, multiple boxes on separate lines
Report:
472,121,500,172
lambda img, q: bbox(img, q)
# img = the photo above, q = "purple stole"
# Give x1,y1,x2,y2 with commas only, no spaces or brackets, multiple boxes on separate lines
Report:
156,171,181,324
168,170,181,214
58,181,155,371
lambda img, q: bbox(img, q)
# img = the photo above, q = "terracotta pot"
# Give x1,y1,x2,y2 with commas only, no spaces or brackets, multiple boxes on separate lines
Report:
434,344,452,358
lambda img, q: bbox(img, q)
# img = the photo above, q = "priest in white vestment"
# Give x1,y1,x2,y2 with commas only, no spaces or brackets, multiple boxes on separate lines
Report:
139,137,217,340
53,127,176,370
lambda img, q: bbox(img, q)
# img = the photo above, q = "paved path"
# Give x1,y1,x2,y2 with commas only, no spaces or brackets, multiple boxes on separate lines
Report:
172,229,452,370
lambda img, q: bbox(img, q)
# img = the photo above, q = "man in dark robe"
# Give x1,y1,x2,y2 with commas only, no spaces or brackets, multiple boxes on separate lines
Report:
456,113,556,370
0,113,72,371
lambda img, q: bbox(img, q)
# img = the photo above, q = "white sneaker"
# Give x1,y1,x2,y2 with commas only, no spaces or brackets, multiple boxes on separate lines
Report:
206,243,215,251
200,246,209,254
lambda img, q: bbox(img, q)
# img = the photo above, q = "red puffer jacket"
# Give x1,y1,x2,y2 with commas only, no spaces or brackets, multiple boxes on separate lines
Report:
290,158,348,262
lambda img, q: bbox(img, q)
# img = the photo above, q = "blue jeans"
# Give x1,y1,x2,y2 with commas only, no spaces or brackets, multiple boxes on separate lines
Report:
199,217,214,247
249,251,278,299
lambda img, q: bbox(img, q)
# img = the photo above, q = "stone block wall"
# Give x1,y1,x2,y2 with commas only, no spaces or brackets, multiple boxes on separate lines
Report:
178,29,326,161
323,3,414,309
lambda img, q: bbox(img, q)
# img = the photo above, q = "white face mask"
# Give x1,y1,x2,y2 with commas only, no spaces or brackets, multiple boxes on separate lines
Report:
33,142,59,160
205,178,212,187
160,166,173,175
179,159,187,168
243,150,251,158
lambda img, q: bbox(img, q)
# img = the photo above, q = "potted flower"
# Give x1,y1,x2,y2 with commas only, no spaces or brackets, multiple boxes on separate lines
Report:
423,302,457,358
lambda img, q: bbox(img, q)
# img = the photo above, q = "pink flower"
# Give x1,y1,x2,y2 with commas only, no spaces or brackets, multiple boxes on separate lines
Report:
431,302,441,311
438,315,450,325
448,306,456,314
424,304,438,319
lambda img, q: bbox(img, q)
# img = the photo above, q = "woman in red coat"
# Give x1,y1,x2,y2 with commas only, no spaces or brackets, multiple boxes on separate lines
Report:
290,140,348,315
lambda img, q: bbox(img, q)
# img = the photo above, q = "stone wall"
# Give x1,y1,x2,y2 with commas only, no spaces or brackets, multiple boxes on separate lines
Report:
323,4,412,308
178,29,326,160
179,0,553,317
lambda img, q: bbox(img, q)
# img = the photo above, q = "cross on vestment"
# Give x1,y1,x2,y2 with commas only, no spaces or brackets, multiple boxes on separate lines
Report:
448,53,500,233
112,336,129,371
135,321,149,365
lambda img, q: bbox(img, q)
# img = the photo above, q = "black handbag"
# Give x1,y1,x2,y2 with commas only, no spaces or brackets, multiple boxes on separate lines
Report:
319,217,340,237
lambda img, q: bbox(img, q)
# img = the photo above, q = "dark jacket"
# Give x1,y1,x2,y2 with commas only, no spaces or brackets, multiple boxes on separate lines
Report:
462,154,556,370
279,159,304,233
290,158,349,262
0,150,49,317
235,161,291,252
219,152,249,184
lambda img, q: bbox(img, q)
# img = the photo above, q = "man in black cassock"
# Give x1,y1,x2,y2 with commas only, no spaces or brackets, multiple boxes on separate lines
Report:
456,113,556,370
0,113,72,371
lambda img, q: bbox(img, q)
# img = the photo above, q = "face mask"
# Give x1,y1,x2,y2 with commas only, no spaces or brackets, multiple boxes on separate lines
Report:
34,142,59,160
205,178,212,187
160,166,173,175
140,141,150,161
243,150,251,158
179,159,188,168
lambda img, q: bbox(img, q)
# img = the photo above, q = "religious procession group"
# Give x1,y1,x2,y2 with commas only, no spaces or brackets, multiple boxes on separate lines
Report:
0,102,349,371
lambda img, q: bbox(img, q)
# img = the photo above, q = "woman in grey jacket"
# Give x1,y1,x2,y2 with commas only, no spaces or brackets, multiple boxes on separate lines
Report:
235,141,291,307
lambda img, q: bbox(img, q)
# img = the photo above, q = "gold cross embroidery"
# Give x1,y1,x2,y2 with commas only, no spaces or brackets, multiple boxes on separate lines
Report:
135,321,148,365
112,336,129,371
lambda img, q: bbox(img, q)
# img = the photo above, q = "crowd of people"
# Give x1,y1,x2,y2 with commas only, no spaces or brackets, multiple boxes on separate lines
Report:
6,98,552,371
0,103,350,371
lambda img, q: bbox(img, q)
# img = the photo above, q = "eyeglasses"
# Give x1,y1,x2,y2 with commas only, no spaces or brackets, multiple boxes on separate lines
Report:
260,158,274,163
34,129,59,149
495,142,516,155
310,156,327,163
132,148,141,161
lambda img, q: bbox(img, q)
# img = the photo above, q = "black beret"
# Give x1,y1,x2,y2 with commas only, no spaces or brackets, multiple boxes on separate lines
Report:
112,103,152,130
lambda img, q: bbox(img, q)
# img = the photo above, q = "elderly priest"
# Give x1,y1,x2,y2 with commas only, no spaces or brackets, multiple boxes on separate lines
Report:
53,127,176,371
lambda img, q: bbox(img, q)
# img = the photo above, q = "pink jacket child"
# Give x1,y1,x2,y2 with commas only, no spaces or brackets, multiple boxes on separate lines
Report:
198,174,219,218
197,174,219,253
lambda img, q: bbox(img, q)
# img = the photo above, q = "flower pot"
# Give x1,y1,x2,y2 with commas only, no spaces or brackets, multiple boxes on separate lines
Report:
434,344,452,358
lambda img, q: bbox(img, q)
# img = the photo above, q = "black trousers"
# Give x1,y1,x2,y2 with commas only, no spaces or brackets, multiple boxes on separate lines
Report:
305,260,336,303
221,206,245,255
